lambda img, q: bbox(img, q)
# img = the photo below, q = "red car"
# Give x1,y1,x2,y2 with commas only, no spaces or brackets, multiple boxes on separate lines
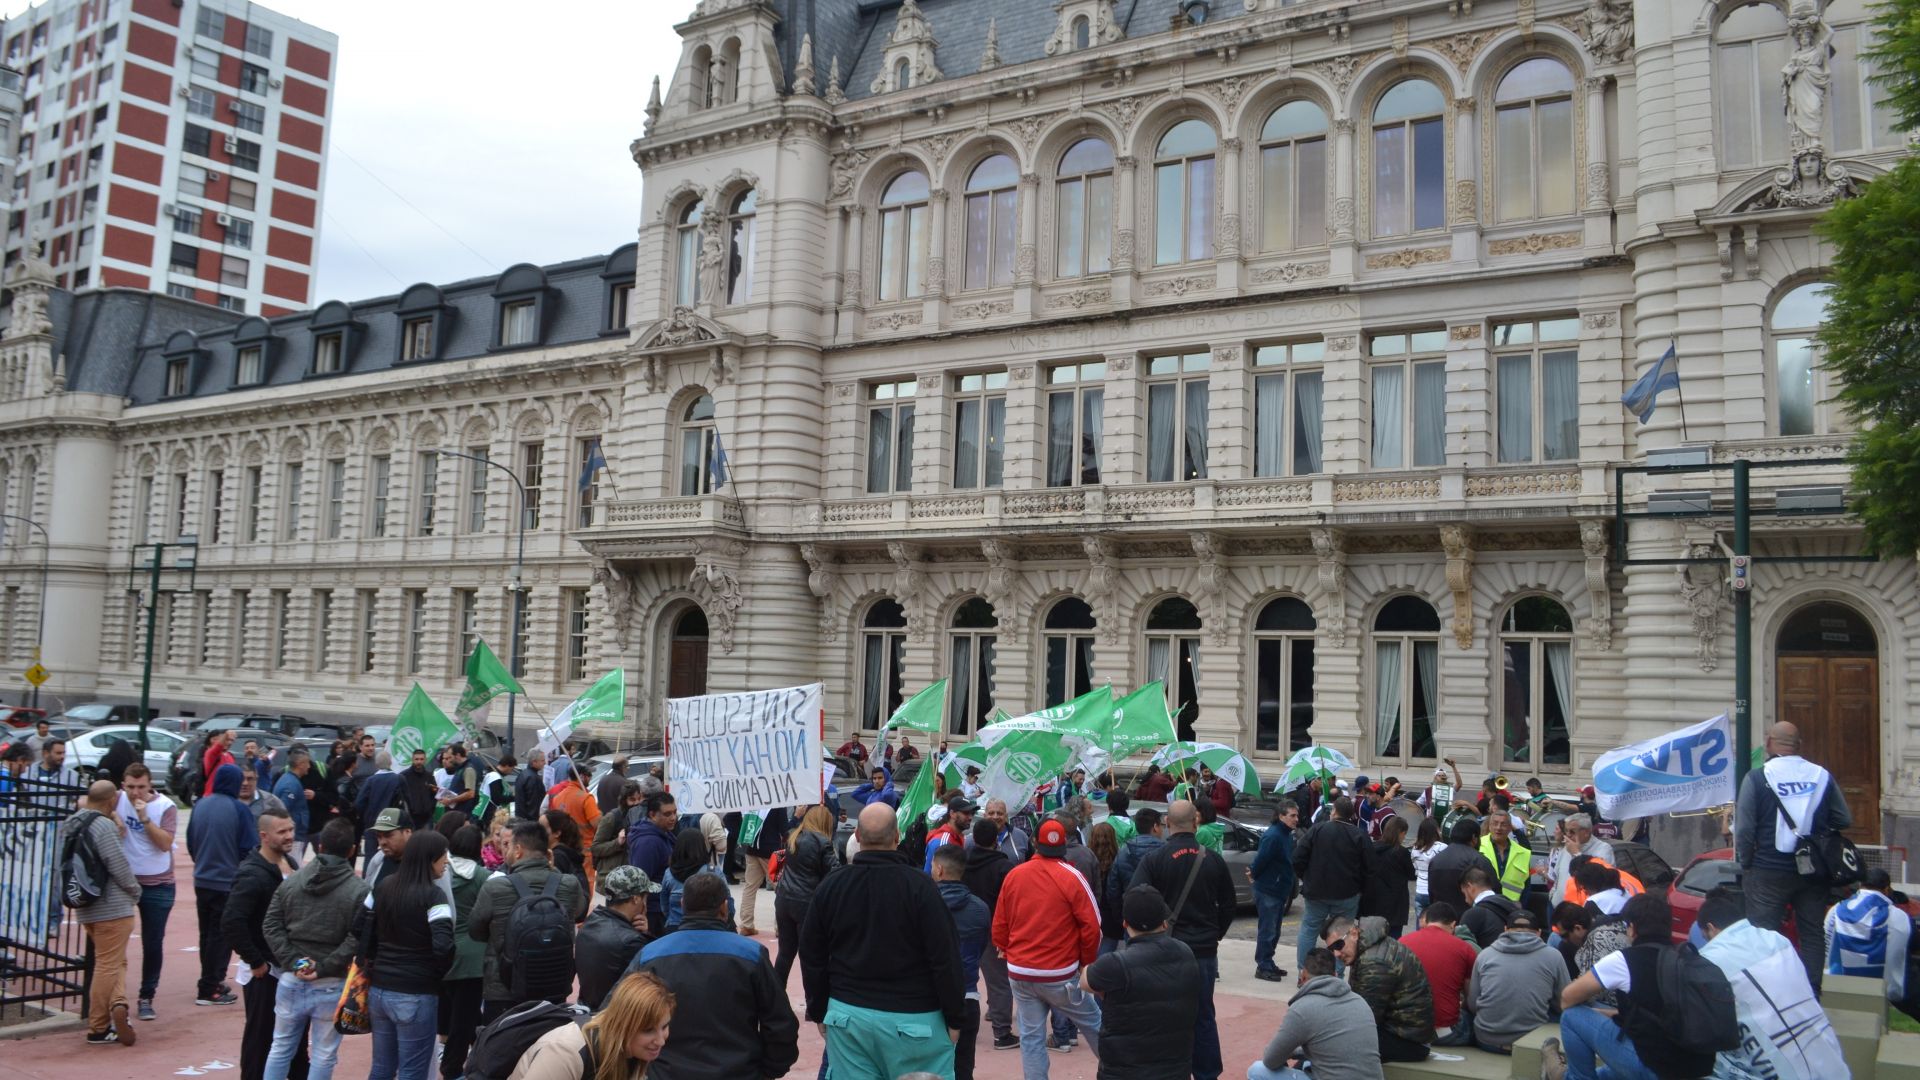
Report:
1668,847,1917,944
0,706,46,729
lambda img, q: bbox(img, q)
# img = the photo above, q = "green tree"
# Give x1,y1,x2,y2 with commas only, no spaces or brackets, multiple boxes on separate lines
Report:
1819,0,1920,555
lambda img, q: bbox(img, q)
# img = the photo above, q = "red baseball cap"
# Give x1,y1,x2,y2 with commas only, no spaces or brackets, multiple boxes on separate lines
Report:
1036,818,1069,857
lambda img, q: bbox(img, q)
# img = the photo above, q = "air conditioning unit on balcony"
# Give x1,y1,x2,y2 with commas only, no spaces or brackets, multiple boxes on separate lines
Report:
161,202,173,216
268,78,282,91
178,85,191,99
215,212,232,227
222,136,237,153
207,171,221,181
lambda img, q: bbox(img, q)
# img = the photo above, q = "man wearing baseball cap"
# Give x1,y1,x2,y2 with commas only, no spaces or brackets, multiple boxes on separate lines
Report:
1083,885,1200,1078
578,865,658,1008
993,817,1104,1077
924,795,978,873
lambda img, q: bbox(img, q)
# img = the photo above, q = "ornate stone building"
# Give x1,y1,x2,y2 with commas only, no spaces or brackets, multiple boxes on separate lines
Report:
0,0,1914,848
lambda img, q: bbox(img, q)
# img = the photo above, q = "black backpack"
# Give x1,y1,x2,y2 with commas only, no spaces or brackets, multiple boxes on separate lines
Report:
502,874,575,1002
463,999,592,1080
60,811,109,909
1629,943,1741,1063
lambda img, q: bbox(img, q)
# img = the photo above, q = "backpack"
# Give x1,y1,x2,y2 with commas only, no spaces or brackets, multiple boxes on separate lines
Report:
1632,944,1741,1061
1769,779,1863,887
463,999,592,1080
502,873,576,1002
60,811,109,909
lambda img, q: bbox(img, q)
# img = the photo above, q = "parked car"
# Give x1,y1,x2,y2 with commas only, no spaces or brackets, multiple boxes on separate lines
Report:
169,727,291,801
202,712,310,736
67,725,186,791
0,705,47,728
51,702,145,727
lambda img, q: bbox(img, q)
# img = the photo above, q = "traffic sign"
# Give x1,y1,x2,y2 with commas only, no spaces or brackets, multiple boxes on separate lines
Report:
23,663,47,687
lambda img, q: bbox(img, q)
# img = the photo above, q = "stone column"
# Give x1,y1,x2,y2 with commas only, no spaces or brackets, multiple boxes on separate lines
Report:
1318,331,1366,475
1002,363,1044,489
923,188,950,328
1207,344,1250,480
1450,97,1479,264
1111,156,1138,307
839,207,865,341
1330,119,1357,276
1446,320,1491,468
1101,352,1142,485
1583,76,1613,250
1014,172,1040,317
911,371,949,493
1216,138,1244,292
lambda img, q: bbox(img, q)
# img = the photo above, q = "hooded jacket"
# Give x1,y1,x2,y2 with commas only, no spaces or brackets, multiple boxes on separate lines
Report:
1258,975,1384,1080
1107,833,1165,909
222,848,297,969
1466,929,1568,1049
186,763,258,891
1462,890,1521,949
270,770,309,839
773,828,839,907
399,764,437,828
264,852,368,978
961,839,1011,915
1349,915,1436,1046
629,915,801,1080
447,854,492,981
625,818,678,919
851,768,899,808
993,853,1101,982
939,879,991,991
1084,930,1201,1080
1292,816,1371,902
1127,833,1235,958
468,855,589,1003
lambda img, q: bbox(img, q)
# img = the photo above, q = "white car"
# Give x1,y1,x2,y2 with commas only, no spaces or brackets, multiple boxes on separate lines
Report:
67,725,186,791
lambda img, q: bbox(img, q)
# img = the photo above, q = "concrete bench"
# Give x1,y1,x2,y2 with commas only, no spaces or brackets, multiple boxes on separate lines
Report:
1828,972,1893,1017
1879,1030,1920,1080
1513,1023,1561,1079
1382,1046,1520,1080
1833,1007,1888,1078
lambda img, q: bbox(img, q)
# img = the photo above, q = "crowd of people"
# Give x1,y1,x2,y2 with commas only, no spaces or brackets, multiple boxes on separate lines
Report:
17,718,1916,1080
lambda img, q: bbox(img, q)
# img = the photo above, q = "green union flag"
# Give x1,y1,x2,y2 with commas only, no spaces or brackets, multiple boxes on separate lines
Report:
387,684,461,766
896,752,940,827
986,686,1114,741
454,639,524,739
882,679,948,734
1110,682,1178,757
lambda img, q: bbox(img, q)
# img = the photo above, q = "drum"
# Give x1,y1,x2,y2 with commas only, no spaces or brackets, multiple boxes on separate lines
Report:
1441,806,1480,838
1388,798,1425,847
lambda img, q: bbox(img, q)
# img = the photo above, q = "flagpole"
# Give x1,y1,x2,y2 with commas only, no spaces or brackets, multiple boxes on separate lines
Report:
1670,335,1691,444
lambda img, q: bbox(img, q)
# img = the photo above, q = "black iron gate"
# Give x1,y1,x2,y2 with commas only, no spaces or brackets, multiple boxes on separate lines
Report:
1,773,91,1020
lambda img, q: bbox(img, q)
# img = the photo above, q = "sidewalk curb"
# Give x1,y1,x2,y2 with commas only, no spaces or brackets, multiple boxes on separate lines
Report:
0,1009,85,1041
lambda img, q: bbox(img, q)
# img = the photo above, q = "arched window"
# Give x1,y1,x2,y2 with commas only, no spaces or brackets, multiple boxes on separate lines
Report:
1145,597,1202,740
1717,3,1791,169
859,599,908,730
1372,79,1446,237
1493,58,1575,222
964,154,1019,291
1373,595,1440,764
692,45,714,109
878,171,930,302
1154,120,1217,265
1042,597,1096,706
947,597,998,737
1055,138,1114,278
894,57,912,91
678,394,720,496
1500,596,1573,770
1253,597,1316,753
726,189,756,305
1259,100,1328,251
674,200,704,307
1771,281,1845,436
716,38,740,106
1072,15,1090,51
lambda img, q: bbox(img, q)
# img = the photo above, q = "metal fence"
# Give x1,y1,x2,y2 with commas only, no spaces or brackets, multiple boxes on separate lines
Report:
1,773,91,1021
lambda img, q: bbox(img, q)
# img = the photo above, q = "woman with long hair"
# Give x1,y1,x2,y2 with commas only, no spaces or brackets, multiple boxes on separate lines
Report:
1361,815,1416,938
660,827,732,930
772,803,839,986
509,971,674,1080
481,815,512,870
544,809,591,906
1410,815,1448,922
438,824,493,1080
1088,820,1123,955
356,830,455,1080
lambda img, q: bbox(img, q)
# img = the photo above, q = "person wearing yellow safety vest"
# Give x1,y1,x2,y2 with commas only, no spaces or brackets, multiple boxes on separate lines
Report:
1476,807,1534,904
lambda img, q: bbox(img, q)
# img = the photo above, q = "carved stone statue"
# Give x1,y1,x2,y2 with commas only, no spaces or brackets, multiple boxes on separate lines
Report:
698,213,727,306
1677,543,1723,672
593,564,639,650
1582,0,1634,66
1752,146,1857,209
1781,1,1833,155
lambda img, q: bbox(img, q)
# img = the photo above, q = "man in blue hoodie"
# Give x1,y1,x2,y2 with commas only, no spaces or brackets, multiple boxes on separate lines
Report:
353,752,404,866
1251,799,1300,982
933,843,989,1080
186,763,257,1006
852,765,899,808
626,791,680,929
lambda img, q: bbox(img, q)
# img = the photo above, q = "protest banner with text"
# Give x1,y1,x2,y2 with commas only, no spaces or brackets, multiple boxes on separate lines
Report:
666,683,823,817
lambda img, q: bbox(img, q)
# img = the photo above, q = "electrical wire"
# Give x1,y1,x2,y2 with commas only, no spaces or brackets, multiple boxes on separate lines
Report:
331,143,500,272
319,208,405,291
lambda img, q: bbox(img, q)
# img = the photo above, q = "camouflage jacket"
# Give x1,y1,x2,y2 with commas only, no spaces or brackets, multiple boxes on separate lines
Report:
1350,915,1437,1045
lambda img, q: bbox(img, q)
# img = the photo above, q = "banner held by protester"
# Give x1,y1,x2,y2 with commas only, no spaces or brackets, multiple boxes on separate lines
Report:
666,682,824,817
1592,713,1734,819
387,683,461,767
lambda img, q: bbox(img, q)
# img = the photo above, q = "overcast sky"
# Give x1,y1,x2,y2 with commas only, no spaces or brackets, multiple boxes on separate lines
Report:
9,0,689,303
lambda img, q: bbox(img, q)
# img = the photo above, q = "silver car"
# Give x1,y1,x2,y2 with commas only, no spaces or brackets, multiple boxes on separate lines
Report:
67,725,186,791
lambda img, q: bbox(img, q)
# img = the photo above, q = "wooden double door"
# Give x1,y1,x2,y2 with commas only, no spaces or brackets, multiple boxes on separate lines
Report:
1777,652,1880,843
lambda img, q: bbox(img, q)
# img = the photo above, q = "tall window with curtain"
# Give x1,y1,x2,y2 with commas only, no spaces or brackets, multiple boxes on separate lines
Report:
1154,120,1217,265
964,155,1020,290
952,371,1007,489
1045,361,1104,487
1252,340,1325,476
1373,595,1440,765
726,189,756,304
1043,598,1097,706
1146,352,1210,482
1493,58,1575,222
878,171,930,301
674,200,705,307
1144,597,1203,741
1253,597,1316,753
1500,596,1574,770
1372,79,1447,237
859,600,908,730
1055,138,1114,278
1770,281,1843,436
1368,330,1448,468
947,598,998,738
1716,3,1793,169
866,379,917,493
679,394,719,496
1492,317,1581,462
1259,101,1329,251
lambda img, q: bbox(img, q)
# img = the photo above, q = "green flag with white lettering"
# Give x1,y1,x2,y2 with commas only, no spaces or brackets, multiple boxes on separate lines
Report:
1110,682,1179,757
387,684,461,767
454,639,524,741
882,679,948,735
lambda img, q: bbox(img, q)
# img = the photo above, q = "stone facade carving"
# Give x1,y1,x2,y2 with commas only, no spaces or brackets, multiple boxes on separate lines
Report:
1365,246,1450,270
1250,261,1330,285
979,18,1002,71
1782,1,1833,155
953,300,1013,320
636,306,724,350
871,0,943,94
1579,520,1613,651
1215,214,1241,257
1678,543,1724,672
798,542,838,641
1453,180,1478,223
1098,94,1149,133
1201,75,1252,116
793,34,817,96
1082,534,1120,644
1464,470,1580,496
688,540,748,654
1432,30,1494,72
1144,274,1216,298
1313,52,1377,96
888,541,929,641
1045,287,1113,309
867,310,923,331
1582,0,1634,65
1112,228,1136,268
1440,525,1475,649
1585,162,1611,208
830,145,869,201
1191,531,1229,646
1450,323,1483,341
1583,312,1617,330
1747,148,1858,209
1046,0,1124,56
1487,232,1581,256
824,56,847,105
592,563,640,650
1310,527,1349,648
981,539,1022,644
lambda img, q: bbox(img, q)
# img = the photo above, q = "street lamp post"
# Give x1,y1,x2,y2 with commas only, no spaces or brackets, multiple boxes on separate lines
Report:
134,536,198,748
0,514,51,709
438,449,528,759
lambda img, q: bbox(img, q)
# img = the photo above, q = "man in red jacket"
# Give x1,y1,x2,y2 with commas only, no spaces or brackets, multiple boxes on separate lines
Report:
992,817,1103,1077
201,729,236,797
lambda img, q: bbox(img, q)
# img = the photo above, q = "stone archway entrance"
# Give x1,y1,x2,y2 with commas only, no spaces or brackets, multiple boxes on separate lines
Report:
668,606,709,699
1776,601,1879,842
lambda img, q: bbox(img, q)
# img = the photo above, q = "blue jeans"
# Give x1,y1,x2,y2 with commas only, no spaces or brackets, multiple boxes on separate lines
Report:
368,986,438,1080
1247,1066,1311,1080
1012,978,1101,1079
135,882,174,999
1561,1005,1659,1080
266,976,345,1080
1295,895,1359,969
1254,892,1287,972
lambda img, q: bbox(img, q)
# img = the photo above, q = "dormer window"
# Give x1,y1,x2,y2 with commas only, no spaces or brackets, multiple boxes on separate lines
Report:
236,345,263,385
500,301,536,346
491,264,552,349
1072,16,1090,50
610,283,632,330
305,302,359,377
159,330,200,399
894,58,911,90
164,356,190,397
313,332,343,374
401,317,433,361
600,244,637,334
394,282,449,363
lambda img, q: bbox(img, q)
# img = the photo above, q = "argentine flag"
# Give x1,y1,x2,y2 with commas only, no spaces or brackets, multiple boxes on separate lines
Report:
1621,343,1680,423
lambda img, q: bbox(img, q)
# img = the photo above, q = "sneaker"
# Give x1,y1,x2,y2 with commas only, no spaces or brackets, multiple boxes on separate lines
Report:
195,991,237,1006
1255,966,1287,982
111,1005,135,1046
738,926,759,936
1540,1036,1567,1080
137,999,155,1021
992,1034,1020,1050
85,1031,117,1045
1047,1036,1074,1053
